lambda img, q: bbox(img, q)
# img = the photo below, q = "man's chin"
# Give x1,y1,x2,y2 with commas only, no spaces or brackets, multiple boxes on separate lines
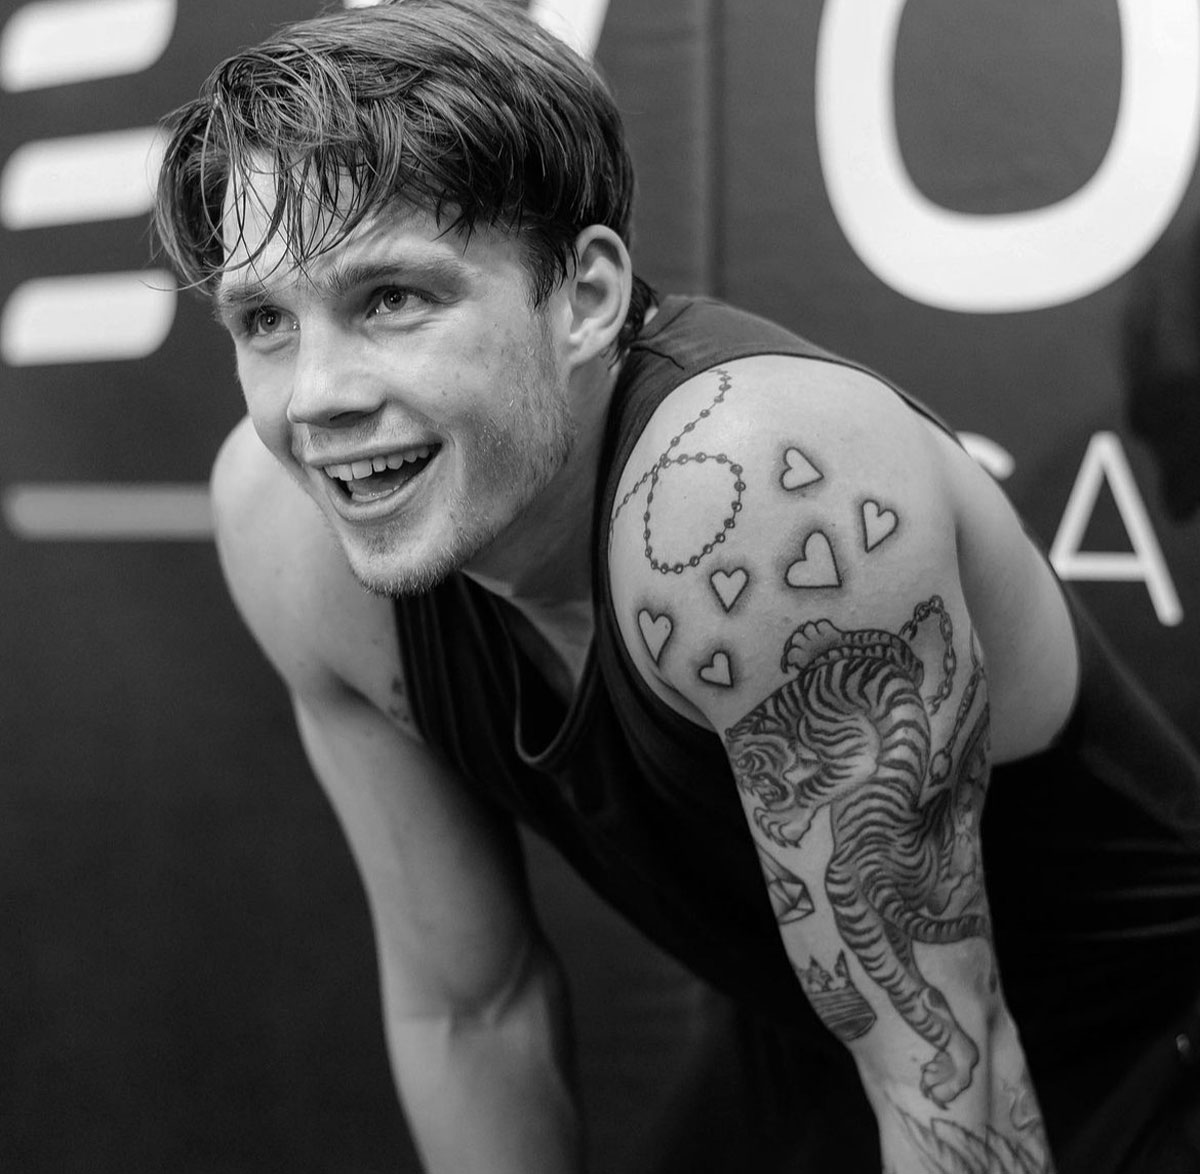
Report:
347,553,459,598
339,530,487,598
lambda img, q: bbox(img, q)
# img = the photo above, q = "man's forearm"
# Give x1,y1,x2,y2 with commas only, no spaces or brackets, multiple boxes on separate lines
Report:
862,994,1055,1174
385,940,586,1174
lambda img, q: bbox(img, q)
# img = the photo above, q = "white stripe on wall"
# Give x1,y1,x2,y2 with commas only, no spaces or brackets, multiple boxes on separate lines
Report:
3,483,213,539
1,128,164,229
0,0,177,92
1,271,177,365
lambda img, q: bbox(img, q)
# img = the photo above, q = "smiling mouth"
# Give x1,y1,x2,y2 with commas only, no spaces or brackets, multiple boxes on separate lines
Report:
322,445,439,503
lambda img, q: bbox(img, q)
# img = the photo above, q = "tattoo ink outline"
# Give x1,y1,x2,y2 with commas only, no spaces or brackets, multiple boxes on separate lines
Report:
781,445,824,492
862,499,900,552
698,649,735,688
892,1101,1051,1174
795,950,878,1043
756,843,816,923
609,368,748,575
724,599,992,1108
643,453,745,574
709,566,750,612
637,608,673,664
784,530,842,589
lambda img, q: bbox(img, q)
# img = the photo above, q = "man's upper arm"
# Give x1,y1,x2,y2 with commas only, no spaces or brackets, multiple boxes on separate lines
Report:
209,417,539,1019
609,357,1048,1161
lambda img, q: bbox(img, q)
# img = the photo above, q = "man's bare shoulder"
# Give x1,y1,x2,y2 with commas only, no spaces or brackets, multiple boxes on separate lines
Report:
616,352,945,498
608,352,956,594
607,353,1077,756
211,417,409,722
607,354,952,717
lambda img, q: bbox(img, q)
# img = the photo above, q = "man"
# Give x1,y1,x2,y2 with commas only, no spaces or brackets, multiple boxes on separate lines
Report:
153,1,1200,1170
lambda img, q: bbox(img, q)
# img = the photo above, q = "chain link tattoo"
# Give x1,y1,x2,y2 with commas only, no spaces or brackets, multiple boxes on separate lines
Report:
901,594,957,715
610,369,746,574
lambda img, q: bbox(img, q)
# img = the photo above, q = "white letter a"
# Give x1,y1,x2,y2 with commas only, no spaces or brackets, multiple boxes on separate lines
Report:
1050,432,1182,626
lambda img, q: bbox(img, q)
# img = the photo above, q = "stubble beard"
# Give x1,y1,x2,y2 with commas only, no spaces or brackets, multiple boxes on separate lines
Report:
347,326,578,598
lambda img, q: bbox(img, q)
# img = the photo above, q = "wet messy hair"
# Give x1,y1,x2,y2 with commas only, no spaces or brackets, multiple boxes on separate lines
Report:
153,0,654,352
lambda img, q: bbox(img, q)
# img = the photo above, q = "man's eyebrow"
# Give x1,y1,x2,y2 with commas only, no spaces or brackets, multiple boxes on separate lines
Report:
212,277,269,324
323,254,472,299
212,253,473,325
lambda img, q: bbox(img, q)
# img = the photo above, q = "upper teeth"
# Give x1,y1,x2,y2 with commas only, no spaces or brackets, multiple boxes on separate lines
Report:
323,447,432,481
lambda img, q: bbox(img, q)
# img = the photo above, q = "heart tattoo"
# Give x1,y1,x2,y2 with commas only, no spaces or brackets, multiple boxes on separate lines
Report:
710,567,750,611
699,651,734,687
637,609,674,663
785,531,841,589
781,446,823,492
862,500,899,551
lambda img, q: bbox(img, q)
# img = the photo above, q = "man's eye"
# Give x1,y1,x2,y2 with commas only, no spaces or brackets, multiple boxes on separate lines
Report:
369,287,419,316
245,307,293,337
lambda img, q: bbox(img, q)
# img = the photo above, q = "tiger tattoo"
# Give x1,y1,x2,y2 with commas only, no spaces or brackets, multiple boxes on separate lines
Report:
724,597,991,1107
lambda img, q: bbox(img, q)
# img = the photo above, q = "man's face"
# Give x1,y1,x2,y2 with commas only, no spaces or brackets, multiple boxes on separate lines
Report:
216,172,576,595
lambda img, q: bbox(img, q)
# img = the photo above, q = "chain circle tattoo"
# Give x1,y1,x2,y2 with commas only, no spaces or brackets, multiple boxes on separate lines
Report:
611,369,746,573
643,452,746,573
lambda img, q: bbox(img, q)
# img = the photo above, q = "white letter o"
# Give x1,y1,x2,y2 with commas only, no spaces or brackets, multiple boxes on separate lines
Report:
815,0,1200,312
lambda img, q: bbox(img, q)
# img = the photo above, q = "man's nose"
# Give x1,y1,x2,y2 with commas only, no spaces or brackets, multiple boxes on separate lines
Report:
286,328,383,427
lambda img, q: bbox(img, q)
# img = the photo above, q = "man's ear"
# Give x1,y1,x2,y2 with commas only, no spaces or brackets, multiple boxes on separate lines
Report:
561,225,633,367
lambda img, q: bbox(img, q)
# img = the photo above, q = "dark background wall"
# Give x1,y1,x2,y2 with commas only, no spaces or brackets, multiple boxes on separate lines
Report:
3,1,1198,1170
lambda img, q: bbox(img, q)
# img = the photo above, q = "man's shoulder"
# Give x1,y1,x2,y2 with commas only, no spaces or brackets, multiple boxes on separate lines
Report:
605,353,966,722
211,416,294,543
609,351,956,573
616,351,941,499
210,416,328,604
210,417,401,703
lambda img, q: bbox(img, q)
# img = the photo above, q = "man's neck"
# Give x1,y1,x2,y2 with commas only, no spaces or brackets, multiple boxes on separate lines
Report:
462,357,619,682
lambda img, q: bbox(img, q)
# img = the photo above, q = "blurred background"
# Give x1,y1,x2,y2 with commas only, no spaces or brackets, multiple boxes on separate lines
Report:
3,0,1198,1170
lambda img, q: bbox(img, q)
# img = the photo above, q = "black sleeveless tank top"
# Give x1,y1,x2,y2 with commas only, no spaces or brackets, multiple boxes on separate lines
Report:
393,295,1200,1138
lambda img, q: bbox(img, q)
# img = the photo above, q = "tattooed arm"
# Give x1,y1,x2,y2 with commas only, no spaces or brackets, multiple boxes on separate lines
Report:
609,357,1064,1173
